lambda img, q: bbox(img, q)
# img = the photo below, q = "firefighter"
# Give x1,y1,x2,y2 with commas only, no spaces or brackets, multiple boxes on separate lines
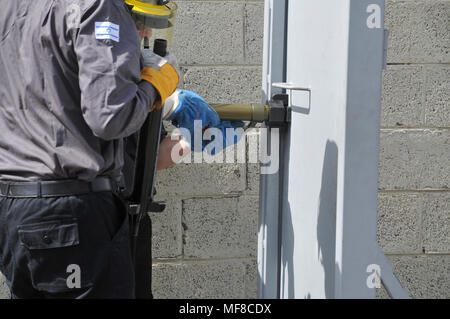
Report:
0,0,243,298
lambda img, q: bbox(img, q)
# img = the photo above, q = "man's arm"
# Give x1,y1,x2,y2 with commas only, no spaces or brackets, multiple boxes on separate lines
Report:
75,0,157,140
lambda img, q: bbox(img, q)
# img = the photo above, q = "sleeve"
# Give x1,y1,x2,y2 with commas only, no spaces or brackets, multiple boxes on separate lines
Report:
74,0,157,141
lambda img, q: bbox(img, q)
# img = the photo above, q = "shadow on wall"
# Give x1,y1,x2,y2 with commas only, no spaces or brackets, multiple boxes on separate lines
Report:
280,125,294,298
316,140,340,298
271,126,342,298
281,140,341,298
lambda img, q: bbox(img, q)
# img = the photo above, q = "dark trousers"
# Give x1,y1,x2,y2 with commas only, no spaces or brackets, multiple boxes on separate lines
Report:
0,192,135,299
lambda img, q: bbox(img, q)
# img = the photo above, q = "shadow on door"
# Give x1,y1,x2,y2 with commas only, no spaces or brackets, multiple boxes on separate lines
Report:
317,140,340,298
281,139,340,298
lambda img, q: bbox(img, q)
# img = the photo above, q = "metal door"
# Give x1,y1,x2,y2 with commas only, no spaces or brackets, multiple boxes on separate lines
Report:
259,0,408,299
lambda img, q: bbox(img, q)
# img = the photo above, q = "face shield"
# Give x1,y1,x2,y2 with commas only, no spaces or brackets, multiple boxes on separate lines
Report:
125,0,177,51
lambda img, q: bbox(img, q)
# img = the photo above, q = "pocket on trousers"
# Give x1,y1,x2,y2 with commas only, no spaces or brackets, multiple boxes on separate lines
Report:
18,219,79,250
17,218,93,293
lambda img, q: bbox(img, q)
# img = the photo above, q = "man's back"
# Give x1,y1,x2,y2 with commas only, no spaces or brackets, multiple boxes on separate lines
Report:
0,0,155,182
0,0,186,299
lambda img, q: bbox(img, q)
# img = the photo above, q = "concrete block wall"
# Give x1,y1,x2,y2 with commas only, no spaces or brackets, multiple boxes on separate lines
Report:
0,0,448,299
149,0,264,299
376,0,449,299
155,0,450,299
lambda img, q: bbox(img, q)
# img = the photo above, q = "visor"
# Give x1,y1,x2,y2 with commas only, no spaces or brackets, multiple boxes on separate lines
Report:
126,0,178,49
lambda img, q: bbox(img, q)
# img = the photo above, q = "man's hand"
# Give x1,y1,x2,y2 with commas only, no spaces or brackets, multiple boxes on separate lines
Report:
140,50,179,110
165,89,221,137
141,50,175,70
156,136,191,171
164,89,245,154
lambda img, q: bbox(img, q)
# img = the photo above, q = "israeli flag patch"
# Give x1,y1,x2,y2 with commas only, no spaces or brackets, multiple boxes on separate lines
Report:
95,22,120,42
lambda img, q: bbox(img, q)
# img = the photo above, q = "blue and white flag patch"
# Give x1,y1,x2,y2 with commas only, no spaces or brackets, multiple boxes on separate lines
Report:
95,22,120,42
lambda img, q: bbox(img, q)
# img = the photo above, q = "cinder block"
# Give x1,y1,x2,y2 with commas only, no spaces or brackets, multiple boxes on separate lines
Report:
155,162,246,197
0,273,10,299
375,285,390,299
382,65,450,128
377,193,422,254
422,192,450,253
150,200,183,259
247,163,260,194
424,66,450,128
244,3,265,64
152,260,248,299
425,255,450,299
246,130,261,194
386,0,450,63
388,255,450,299
172,2,244,65
183,66,263,104
379,129,450,190
182,196,259,259
387,255,428,299
381,65,425,127
244,259,258,299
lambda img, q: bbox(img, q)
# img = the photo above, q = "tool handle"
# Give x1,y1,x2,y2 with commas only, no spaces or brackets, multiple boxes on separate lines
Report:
153,39,167,57
131,39,168,300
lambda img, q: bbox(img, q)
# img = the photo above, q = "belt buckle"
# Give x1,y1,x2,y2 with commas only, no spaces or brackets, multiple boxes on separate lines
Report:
36,181,42,198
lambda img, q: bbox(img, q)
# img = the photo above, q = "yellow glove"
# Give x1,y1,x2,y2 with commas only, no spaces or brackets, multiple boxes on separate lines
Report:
140,50,179,111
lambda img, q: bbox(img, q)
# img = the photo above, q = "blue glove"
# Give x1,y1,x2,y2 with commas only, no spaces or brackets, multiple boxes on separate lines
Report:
203,120,245,155
165,90,245,154
166,90,221,137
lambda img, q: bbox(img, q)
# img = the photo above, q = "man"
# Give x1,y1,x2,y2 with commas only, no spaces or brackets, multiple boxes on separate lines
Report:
0,0,237,298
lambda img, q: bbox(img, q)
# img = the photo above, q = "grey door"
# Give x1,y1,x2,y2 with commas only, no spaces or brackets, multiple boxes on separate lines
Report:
259,0,407,299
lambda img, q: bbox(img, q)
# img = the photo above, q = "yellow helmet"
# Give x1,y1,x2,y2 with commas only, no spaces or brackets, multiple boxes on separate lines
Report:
125,0,177,49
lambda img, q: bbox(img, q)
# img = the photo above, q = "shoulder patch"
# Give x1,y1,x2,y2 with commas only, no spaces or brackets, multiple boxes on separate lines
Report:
95,22,120,42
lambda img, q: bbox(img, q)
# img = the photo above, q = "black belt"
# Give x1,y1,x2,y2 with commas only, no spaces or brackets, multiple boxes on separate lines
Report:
0,176,115,198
